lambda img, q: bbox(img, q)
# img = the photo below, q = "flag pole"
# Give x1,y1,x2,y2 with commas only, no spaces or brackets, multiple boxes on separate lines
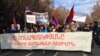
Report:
69,0,75,27
25,12,27,29
24,6,28,29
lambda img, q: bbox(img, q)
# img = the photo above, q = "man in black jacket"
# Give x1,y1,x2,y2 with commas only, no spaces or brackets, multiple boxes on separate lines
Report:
92,21,98,48
96,22,100,46
92,21,98,40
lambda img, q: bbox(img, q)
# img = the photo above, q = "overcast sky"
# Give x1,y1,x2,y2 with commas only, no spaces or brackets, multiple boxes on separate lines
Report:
54,0,100,15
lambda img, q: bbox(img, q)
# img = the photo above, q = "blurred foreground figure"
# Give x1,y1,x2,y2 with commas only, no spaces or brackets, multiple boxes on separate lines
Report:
96,22,100,46
92,21,100,46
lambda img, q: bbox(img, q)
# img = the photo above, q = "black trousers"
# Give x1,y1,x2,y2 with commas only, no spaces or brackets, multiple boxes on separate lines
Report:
93,32,100,46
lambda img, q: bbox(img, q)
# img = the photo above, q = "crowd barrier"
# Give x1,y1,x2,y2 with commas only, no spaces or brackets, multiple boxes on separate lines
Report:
0,32,92,52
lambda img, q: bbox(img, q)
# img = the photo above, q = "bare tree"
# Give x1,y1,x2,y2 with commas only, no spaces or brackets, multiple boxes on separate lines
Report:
53,6,69,24
91,2,100,22
85,15,93,24
0,0,54,29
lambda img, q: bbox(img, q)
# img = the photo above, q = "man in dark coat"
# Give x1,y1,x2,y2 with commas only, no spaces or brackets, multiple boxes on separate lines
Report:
92,21,98,48
92,21,98,39
96,22,100,46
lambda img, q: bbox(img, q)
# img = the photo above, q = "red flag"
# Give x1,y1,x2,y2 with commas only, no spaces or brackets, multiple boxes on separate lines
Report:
13,14,17,30
50,16,58,29
69,5,74,23
65,5,74,24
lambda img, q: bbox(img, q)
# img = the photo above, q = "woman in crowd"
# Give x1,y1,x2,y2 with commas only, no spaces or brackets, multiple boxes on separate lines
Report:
33,26,38,32
39,26,44,32
43,24,49,32
50,25,56,32
57,24,65,32
89,23,93,31
83,24,89,31
23,27,28,33
64,25,71,32
71,22,78,32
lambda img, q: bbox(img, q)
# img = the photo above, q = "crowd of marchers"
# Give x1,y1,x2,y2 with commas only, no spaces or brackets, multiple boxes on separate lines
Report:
0,21,100,46
0,21,100,34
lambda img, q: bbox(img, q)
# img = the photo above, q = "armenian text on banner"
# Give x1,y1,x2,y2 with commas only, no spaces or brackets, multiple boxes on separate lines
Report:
0,32,92,52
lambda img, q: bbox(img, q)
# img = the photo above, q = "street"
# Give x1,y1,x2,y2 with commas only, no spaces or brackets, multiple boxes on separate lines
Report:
0,42,100,56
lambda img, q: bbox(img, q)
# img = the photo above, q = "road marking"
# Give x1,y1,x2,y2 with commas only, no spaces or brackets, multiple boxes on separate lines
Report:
53,52,59,56
83,53,87,56
1,51,13,56
25,52,34,56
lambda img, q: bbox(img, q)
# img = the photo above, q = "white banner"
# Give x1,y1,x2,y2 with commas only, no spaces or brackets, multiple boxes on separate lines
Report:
32,12,49,24
26,15,36,24
73,16,86,22
0,32,92,52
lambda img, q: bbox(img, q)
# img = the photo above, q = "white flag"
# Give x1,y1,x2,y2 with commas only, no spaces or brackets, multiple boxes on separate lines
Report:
26,15,36,24
73,16,86,22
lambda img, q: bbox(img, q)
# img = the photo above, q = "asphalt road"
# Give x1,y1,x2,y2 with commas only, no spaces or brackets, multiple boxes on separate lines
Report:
0,42,100,56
